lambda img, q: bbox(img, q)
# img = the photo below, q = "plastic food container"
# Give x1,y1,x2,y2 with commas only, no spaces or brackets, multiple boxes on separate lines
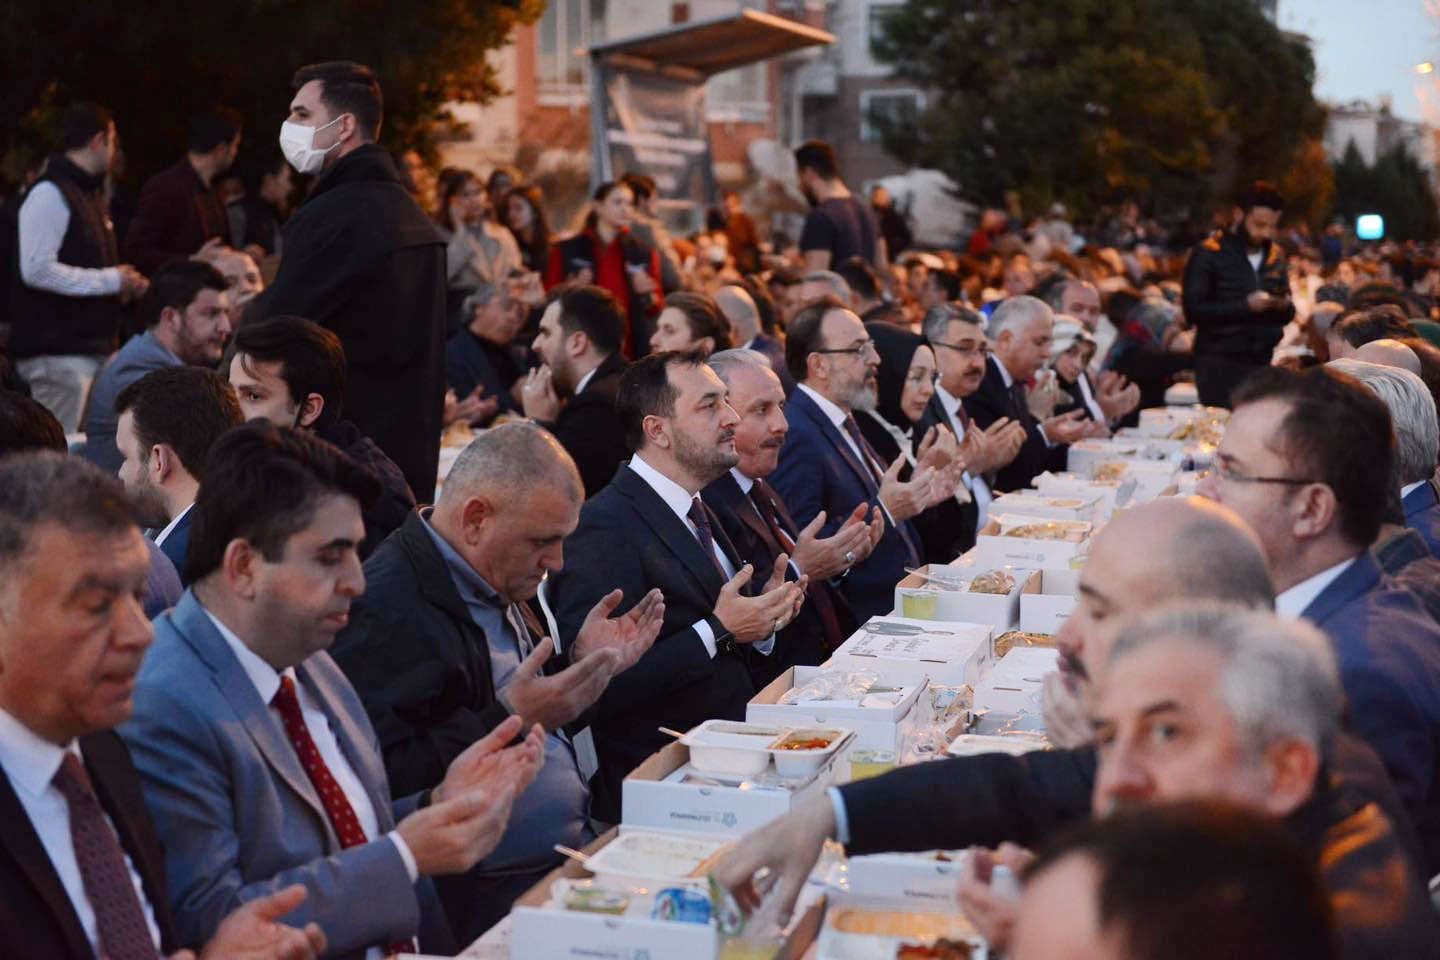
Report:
767,728,849,777
680,720,784,776
583,830,731,884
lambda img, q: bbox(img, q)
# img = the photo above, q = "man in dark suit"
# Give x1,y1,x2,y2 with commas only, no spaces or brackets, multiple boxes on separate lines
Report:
120,423,545,956
522,285,631,498
703,349,881,684
1198,366,1440,872
715,284,794,394
548,352,806,821
917,303,1026,543
0,452,326,959
114,366,243,582
963,296,1099,492
251,61,447,502
333,423,662,940
767,297,942,623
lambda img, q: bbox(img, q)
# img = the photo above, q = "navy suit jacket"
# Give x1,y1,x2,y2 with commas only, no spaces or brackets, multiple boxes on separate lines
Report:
548,464,756,821
961,356,1067,492
157,507,192,586
767,387,920,623
1402,480,1440,558
1301,551,1440,872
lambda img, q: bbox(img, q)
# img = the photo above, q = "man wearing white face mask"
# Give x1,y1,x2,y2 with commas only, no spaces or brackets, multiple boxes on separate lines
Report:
252,60,448,502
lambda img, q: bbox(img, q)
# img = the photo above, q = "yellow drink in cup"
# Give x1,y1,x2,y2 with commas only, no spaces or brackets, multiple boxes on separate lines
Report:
899,588,939,619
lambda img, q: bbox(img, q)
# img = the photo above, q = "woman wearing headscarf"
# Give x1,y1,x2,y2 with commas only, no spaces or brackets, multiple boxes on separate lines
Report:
1049,317,1103,423
857,322,976,563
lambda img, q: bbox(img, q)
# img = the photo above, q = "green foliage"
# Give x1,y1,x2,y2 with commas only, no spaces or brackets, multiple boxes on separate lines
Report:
1330,141,1440,242
0,0,541,188
869,0,1322,221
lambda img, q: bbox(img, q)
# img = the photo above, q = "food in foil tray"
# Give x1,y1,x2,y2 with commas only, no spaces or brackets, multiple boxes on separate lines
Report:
993,630,1056,659
1093,461,1128,482
897,941,976,959
1002,521,1087,541
1045,498,1086,509
829,909,976,940
967,570,1016,594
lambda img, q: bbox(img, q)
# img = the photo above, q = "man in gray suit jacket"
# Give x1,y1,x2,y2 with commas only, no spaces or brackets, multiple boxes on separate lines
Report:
120,423,545,957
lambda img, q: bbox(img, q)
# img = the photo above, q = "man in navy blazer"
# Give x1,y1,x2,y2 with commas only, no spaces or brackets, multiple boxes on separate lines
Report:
1199,366,1440,874
767,296,942,623
114,366,242,584
120,423,544,957
548,352,805,821
961,296,1099,492
0,452,329,959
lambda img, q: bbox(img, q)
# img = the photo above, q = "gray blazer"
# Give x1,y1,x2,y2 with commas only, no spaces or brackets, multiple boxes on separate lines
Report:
80,329,180,472
119,591,426,957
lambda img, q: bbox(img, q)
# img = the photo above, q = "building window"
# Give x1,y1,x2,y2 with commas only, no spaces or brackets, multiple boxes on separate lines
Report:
868,3,903,57
537,0,606,101
860,88,923,142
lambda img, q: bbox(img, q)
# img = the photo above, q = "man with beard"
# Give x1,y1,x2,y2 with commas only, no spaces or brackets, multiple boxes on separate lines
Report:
548,352,806,821
82,260,232,472
114,366,243,582
794,140,884,272
521,286,630,498
1182,181,1295,407
768,296,940,622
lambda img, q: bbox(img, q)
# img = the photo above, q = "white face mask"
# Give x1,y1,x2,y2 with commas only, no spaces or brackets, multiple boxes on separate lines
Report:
278,115,344,175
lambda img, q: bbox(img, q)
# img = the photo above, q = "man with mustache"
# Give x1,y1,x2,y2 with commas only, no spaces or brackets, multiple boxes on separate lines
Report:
767,296,946,622
1182,181,1294,408
702,348,881,683
121,423,545,956
548,351,805,821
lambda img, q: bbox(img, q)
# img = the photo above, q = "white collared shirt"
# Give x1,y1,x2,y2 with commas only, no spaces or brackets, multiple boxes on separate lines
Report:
152,501,193,548
1275,558,1357,620
1401,480,1426,501
573,366,599,397
0,707,162,955
934,383,992,530
1074,372,1107,424
993,355,1054,446
201,608,418,892
797,383,871,471
628,455,773,656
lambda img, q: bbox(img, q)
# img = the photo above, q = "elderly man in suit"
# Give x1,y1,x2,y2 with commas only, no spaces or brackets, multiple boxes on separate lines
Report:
548,351,806,821
962,296,1100,492
1198,366,1440,874
0,452,326,959
702,348,879,683
767,296,947,623
522,285,631,498
120,423,545,958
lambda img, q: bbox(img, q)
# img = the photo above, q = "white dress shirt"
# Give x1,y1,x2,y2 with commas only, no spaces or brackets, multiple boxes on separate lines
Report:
1402,480,1426,501
202,610,418,894
1274,558,1356,620
573,365,599,397
1074,372,1107,424
629,454,774,656
17,181,122,297
152,501,193,548
935,383,993,530
0,706,162,955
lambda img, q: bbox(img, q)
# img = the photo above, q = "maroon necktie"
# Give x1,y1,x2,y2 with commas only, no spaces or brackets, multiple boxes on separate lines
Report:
750,480,844,653
687,497,729,581
841,416,922,568
272,676,416,955
52,754,158,960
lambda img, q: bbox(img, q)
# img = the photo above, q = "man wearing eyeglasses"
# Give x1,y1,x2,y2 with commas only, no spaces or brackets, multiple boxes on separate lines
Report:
919,303,1027,538
769,296,947,622
1198,365,1440,871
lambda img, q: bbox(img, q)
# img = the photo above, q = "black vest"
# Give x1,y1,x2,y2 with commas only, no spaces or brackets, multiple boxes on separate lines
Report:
8,156,124,358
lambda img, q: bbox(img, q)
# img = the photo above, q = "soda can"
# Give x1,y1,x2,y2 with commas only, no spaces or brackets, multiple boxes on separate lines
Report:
651,886,712,925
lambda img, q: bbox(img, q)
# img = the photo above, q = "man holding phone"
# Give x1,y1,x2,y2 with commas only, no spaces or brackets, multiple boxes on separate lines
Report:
1181,182,1294,407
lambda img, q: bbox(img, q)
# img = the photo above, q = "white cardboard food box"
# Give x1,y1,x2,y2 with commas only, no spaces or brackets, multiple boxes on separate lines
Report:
622,740,840,838
1119,459,1182,502
827,616,994,687
988,490,1103,524
1065,438,1149,477
1018,568,1080,634
1033,471,1135,519
845,851,969,910
891,566,1040,632
971,517,1090,568
973,647,1061,716
747,665,925,754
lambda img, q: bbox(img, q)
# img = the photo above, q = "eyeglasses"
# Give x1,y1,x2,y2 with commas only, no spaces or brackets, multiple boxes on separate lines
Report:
814,339,879,359
930,340,989,359
1209,457,1319,486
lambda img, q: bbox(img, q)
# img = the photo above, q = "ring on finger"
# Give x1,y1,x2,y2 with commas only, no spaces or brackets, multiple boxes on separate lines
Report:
844,550,856,566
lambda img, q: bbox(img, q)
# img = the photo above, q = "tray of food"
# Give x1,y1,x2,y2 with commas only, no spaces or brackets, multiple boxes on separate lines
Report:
582,829,732,884
817,906,986,960
677,720,855,779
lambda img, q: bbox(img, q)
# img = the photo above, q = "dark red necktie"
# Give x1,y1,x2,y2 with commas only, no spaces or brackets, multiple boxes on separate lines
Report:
272,675,416,955
750,480,844,653
841,415,922,568
687,497,729,581
52,754,158,960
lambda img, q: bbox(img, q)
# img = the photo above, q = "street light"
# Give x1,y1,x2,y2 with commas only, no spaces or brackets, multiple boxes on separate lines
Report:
1418,62,1435,74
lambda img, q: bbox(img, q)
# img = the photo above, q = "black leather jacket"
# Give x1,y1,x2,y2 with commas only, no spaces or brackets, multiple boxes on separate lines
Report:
1181,229,1294,360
